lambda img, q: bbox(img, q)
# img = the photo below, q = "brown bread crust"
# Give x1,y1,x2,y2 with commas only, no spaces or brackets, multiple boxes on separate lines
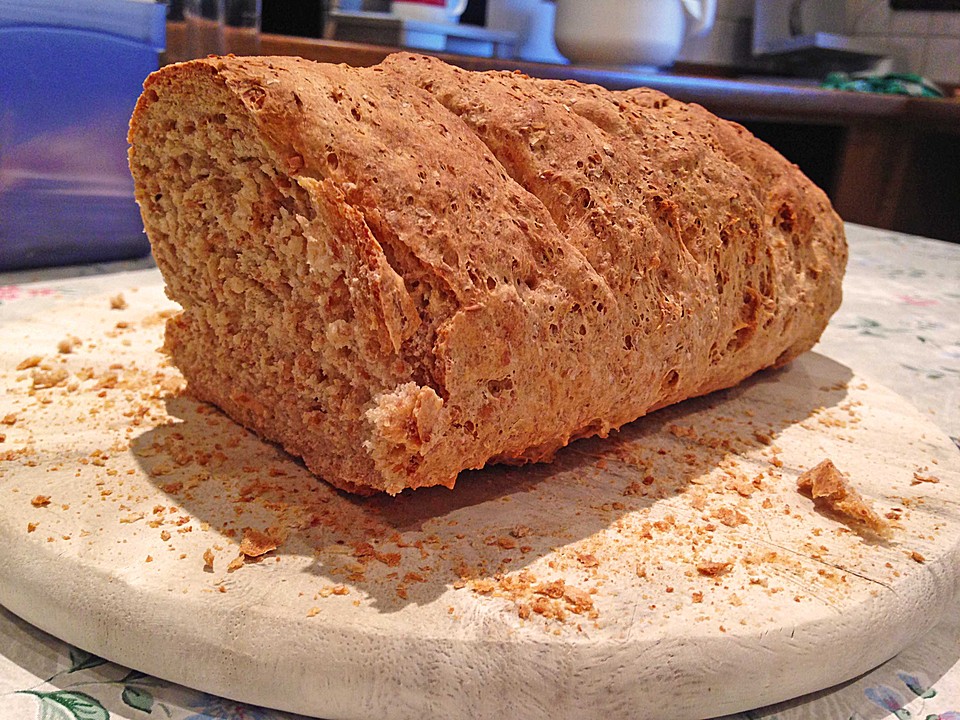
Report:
128,54,846,495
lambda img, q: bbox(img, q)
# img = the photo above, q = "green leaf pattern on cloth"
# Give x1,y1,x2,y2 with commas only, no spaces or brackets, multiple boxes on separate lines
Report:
120,687,153,714
67,651,107,675
18,691,109,720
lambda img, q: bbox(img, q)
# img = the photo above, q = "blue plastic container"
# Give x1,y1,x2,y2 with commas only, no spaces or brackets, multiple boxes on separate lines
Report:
0,0,166,270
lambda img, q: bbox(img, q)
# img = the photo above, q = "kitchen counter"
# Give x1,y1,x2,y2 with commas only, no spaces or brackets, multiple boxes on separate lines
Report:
0,222,957,719
229,35,960,243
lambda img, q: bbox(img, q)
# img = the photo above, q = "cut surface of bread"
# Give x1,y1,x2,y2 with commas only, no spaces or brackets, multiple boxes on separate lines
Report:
128,53,846,495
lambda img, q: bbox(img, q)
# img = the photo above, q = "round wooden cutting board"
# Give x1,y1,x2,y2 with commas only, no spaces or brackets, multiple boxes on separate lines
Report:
1,270,958,720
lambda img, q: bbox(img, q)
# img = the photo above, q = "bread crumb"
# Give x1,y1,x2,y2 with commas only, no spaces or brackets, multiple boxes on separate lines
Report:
57,336,82,354
696,560,732,577
203,548,215,570
576,552,599,567
910,550,926,563
110,294,128,310
160,530,171,541
562,585,594,614
534,579,566,599
1,414,16,425
31,495,51,508
712,507,749,527
27,522,38,533
797,459,890,537
911,472,940,485
471,579,495,594
239,527,282,557
307,607,321,617
226,555,245,572
668,424,696,439
32,367,68,389
531,595,566,622
16,356,42,371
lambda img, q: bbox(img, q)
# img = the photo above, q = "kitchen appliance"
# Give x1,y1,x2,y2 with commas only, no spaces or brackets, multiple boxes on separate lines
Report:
752,0,889,73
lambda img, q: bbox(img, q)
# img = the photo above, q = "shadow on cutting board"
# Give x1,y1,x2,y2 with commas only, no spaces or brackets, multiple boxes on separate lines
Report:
129,350,860,617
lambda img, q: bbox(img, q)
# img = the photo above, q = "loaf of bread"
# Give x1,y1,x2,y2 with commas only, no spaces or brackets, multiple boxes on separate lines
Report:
128,53,846,495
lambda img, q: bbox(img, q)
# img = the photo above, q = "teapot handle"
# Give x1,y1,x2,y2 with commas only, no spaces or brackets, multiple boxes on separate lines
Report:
680,0,717,38
449,0,470,18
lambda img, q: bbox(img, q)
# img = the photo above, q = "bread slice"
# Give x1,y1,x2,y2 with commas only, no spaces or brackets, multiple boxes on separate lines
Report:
128,53,846,495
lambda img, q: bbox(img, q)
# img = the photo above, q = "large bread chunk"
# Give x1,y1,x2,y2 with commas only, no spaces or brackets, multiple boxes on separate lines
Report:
128,53,846,495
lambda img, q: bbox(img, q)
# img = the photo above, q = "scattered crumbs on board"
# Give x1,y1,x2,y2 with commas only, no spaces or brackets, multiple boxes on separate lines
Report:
0,289,952,635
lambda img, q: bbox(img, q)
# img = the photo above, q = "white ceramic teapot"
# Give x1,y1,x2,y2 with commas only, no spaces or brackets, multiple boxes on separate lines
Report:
553,0,717,68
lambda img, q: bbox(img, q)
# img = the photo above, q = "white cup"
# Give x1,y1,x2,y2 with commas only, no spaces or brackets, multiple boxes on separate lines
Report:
391,0,468,24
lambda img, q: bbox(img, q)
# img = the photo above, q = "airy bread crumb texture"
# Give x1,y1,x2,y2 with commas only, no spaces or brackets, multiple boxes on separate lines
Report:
128,54,846,494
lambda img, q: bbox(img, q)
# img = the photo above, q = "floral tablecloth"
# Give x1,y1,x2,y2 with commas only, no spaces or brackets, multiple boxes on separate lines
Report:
0,223,958,720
